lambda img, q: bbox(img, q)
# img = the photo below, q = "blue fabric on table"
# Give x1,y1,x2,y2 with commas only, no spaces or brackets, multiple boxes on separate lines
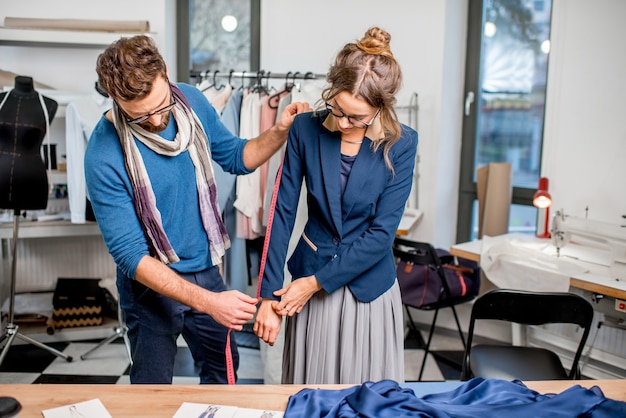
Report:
284,378,626,417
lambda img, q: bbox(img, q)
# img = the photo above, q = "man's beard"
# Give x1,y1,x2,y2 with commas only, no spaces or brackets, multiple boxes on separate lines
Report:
138,112,171,133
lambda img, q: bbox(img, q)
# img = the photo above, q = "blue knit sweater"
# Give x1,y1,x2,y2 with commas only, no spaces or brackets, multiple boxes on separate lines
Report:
84,83,251,280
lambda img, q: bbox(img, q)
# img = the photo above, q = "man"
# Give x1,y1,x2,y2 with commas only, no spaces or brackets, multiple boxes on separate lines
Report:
84,35,310,384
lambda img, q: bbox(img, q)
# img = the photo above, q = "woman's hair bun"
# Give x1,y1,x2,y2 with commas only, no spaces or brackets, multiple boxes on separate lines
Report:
356,26,393,58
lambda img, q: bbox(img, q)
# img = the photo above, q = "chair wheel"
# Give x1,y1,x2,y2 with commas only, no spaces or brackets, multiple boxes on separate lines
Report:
66,356,73,362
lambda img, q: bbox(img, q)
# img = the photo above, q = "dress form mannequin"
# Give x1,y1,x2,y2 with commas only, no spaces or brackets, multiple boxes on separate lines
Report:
0,76,70,366
0,75,58,210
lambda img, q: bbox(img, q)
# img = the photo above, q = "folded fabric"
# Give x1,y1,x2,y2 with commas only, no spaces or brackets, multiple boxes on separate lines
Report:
480,236,588,292
285,378,626,417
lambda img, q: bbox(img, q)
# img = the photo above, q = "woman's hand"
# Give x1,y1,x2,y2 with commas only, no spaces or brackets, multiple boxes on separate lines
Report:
253,298,283,346
273,275,322,317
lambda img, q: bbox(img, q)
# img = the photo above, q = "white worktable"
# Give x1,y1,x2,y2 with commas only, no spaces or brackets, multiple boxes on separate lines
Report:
450,233,626,301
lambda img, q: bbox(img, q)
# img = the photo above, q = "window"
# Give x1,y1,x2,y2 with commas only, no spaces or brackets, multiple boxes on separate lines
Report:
177,0,259,83
457,0,553,242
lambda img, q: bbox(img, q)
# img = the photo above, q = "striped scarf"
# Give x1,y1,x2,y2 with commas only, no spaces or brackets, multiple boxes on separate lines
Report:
112,83,229,266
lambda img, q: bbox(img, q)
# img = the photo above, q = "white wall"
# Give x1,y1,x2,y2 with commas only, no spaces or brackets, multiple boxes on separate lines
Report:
543,0,626,225
0,0,175,91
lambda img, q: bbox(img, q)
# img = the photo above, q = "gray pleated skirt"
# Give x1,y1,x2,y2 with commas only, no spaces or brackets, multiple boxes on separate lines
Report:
281,279,404,384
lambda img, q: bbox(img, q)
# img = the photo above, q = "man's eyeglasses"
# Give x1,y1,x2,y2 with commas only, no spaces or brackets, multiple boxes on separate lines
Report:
124,83,175,125
325,102,380,129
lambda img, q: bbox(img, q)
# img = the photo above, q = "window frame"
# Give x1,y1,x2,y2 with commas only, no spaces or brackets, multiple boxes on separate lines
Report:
175,0,260,83
456,0,547,243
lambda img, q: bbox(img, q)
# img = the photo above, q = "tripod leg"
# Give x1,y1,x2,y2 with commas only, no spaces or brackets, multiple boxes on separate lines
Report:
16,332,72,361
80,298,133,364
122,328,133,365
0,325,20,366
80,331,121,360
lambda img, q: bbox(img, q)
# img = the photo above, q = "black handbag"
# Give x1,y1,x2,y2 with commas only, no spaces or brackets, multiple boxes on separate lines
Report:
397,249,480,308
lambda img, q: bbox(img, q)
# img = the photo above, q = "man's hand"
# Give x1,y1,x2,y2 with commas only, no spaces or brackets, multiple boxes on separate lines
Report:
253,298,283,346
205,290,258,331
275,101,312,132
273,275,322,317
242,101,311,170
135,256,257,331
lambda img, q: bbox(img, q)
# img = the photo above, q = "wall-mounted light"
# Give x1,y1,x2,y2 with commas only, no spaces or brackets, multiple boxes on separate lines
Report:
221,15,238,32
533,177,552,238
484,21,497,37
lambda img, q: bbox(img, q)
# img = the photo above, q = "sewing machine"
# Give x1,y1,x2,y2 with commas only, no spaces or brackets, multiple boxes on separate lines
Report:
551,209,626,282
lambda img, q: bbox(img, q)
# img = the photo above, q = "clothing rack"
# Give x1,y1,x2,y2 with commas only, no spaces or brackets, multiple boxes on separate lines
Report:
189,69,327,85
190,71,418,131
394,92,419,131
396,92,419,210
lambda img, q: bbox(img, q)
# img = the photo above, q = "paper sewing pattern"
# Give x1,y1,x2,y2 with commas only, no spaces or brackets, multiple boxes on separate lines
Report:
173,402,284,418
41,398,112,418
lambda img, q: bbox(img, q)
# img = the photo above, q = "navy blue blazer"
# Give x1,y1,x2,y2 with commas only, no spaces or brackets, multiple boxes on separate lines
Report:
260,111,418,303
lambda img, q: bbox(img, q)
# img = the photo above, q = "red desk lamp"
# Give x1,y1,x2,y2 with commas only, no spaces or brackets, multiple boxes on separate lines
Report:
533,177,552,238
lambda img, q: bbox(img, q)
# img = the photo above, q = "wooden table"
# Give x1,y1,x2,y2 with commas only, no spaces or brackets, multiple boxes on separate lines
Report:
1,380,625,417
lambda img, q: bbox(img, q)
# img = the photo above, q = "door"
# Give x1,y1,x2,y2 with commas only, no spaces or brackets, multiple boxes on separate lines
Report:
457,0,553,242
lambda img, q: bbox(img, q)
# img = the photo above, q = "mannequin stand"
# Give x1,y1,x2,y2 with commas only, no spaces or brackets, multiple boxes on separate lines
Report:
0,210,72,366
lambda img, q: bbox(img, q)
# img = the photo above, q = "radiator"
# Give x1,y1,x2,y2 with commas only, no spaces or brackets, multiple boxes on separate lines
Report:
1,235,117,296
530,319,626,379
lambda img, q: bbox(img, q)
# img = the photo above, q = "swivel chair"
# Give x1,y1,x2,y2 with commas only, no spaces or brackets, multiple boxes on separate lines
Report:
461,289,594,381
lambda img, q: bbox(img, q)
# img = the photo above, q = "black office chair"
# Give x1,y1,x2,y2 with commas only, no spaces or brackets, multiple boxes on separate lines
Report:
461,289,594,381
393,238,479,381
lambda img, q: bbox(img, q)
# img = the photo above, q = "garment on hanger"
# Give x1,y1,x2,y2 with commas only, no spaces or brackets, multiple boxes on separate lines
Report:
290,78,326,108
213,89,242,210
218,89,248,293
211,84,233,115
197,78,220,104
255,93,280,226
234,90,264,239
262,89,292,227
65,91,112,223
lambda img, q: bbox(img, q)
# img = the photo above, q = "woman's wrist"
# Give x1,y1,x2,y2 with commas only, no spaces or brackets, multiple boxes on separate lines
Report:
308,276,322,291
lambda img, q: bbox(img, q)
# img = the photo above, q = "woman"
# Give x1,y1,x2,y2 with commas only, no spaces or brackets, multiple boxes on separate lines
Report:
254,27,418,384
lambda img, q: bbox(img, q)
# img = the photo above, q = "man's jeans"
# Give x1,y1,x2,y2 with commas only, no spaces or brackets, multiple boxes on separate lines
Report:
118,265,239,383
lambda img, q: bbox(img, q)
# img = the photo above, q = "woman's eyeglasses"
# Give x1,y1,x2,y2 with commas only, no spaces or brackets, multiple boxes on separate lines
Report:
325,102,380,129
